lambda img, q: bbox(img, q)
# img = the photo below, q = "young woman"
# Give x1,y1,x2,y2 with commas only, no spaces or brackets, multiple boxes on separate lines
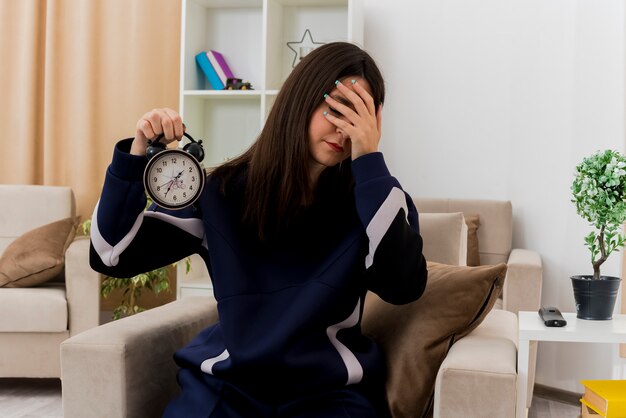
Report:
90,42,428,418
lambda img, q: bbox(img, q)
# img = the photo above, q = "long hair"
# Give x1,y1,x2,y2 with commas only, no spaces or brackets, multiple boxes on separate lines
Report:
211,42,386,241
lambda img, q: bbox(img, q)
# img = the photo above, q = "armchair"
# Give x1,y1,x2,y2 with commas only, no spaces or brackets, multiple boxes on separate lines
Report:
414,198,543,416
61,198,542,417
0,185,100,377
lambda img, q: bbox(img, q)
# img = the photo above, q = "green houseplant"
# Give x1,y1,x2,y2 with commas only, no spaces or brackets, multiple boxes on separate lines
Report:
570,149,626,319
80,210,190,320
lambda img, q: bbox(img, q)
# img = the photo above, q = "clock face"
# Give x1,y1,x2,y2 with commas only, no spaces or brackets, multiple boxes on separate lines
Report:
143,149,205,210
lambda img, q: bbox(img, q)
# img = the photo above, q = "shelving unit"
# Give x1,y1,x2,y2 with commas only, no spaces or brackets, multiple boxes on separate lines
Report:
176,0,363,299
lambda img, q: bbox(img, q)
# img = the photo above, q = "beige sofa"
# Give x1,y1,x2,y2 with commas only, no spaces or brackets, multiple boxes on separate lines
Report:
0,185,100,377
61,198,542,418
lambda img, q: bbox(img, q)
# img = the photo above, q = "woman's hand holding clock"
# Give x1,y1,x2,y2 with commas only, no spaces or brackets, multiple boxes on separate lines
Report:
135,108,206,210
131,108,185,156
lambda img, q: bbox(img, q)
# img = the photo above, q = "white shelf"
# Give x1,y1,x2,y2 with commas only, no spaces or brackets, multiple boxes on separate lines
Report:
177,254,213,298
176,0,363,298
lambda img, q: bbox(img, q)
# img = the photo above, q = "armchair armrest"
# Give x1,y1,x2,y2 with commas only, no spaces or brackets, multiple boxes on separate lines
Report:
64,236,101,336
61,296,218,418
501,248,542,409
502,248,543,314
434,309,518,418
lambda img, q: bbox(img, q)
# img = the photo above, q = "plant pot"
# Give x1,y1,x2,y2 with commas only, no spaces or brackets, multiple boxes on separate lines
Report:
570,275,621,320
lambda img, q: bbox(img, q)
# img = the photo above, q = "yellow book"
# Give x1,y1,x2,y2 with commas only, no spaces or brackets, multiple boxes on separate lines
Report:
580,380,626,417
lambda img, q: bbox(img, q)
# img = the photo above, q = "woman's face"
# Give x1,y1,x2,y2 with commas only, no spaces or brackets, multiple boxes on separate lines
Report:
308,76,372,180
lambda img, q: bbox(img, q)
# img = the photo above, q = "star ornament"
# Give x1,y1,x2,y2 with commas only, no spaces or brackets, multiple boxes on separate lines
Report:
286,29,325,68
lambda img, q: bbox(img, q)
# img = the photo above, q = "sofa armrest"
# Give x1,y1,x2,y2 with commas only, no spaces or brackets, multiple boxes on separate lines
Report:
64,236,101,336
434,309,518,418
502,248,543,314
61,296,218,418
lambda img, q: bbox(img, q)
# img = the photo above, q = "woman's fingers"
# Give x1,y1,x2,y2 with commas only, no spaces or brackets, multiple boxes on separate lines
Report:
136,116,156,141
163,108,184,139
350,80,376,117
132,108,183,156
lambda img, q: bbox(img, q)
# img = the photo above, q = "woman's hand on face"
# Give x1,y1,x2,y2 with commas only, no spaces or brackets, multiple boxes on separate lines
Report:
130,108,185,156
323,79,382,160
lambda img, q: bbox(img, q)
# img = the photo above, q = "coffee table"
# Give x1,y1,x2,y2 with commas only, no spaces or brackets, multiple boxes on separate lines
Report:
517,311,626,418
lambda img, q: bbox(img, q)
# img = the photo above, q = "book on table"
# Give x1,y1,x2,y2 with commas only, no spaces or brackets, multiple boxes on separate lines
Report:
580,379,626,417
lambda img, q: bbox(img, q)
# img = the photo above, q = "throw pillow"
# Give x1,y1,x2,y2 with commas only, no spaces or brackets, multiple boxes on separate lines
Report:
0,217,79,287
362,261,507,418
465,214,481,266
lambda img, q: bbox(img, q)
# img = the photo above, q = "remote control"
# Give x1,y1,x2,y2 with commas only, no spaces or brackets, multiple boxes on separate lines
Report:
538,307,567,327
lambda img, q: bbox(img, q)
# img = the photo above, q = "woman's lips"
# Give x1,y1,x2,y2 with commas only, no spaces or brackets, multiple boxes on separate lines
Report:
324,141,344,152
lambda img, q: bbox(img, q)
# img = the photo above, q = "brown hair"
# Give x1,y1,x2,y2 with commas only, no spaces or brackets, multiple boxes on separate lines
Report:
211,42,385,241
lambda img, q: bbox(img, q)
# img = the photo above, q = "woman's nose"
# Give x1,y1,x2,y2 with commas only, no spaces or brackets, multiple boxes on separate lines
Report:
336,128,348,141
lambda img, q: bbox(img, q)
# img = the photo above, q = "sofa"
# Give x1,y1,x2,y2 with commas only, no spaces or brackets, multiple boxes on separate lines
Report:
0,185,100,377
60,198,542,417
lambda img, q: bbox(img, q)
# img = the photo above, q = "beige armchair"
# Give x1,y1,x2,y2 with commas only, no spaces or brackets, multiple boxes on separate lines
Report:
0,185,100,377
61,198,542,418
414,198,543,416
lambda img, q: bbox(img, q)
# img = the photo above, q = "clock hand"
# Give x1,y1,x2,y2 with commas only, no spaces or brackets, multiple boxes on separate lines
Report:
158,171,179,188
163,180,174,198
162,170,184,198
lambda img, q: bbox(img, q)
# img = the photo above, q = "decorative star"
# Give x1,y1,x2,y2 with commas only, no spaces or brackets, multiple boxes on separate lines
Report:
286,29,325,68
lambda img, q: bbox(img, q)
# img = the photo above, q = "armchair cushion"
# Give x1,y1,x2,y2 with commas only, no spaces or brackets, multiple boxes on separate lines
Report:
464,214,481,266
0,217,78,288
418,212,467,265
362,261,507,418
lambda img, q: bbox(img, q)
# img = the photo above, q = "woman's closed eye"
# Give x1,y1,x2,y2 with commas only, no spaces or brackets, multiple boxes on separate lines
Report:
328,106,341,116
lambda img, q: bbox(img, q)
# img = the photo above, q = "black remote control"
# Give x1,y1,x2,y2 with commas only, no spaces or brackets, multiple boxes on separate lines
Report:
538,307,567,327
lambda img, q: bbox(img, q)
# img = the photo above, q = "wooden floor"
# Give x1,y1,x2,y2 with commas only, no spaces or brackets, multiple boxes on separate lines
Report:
0,379,62,418
0,378,582,418
528,396,582,418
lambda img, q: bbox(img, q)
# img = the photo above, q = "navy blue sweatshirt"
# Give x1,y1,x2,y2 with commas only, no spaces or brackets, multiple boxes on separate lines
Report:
90,138,427,400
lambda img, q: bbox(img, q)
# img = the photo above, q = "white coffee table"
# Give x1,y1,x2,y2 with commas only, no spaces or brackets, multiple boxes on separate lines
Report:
516,311,626,418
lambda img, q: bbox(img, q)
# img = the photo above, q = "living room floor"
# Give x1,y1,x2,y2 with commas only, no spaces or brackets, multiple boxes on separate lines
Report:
0,378,581,418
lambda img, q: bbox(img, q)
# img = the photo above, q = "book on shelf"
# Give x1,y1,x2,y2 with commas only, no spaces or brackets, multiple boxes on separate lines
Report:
206,50,235,87
580,379,626,417
195,51,224,90
581,403,600,417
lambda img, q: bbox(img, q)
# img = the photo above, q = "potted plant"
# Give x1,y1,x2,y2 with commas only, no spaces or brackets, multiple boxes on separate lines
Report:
570,149,626,320
79,212,190,320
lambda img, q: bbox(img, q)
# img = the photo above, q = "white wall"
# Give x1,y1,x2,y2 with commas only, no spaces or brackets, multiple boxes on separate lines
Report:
363,0,626,393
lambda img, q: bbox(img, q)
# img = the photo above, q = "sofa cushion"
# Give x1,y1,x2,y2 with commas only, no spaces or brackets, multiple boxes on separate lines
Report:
362,261,507,418
0,283,68,332
0,217,78,288
465,214,481,266
0,185,75,254
419,213,467,265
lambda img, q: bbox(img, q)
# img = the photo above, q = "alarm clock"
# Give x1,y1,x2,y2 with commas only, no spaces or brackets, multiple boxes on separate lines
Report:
143,132,206,210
